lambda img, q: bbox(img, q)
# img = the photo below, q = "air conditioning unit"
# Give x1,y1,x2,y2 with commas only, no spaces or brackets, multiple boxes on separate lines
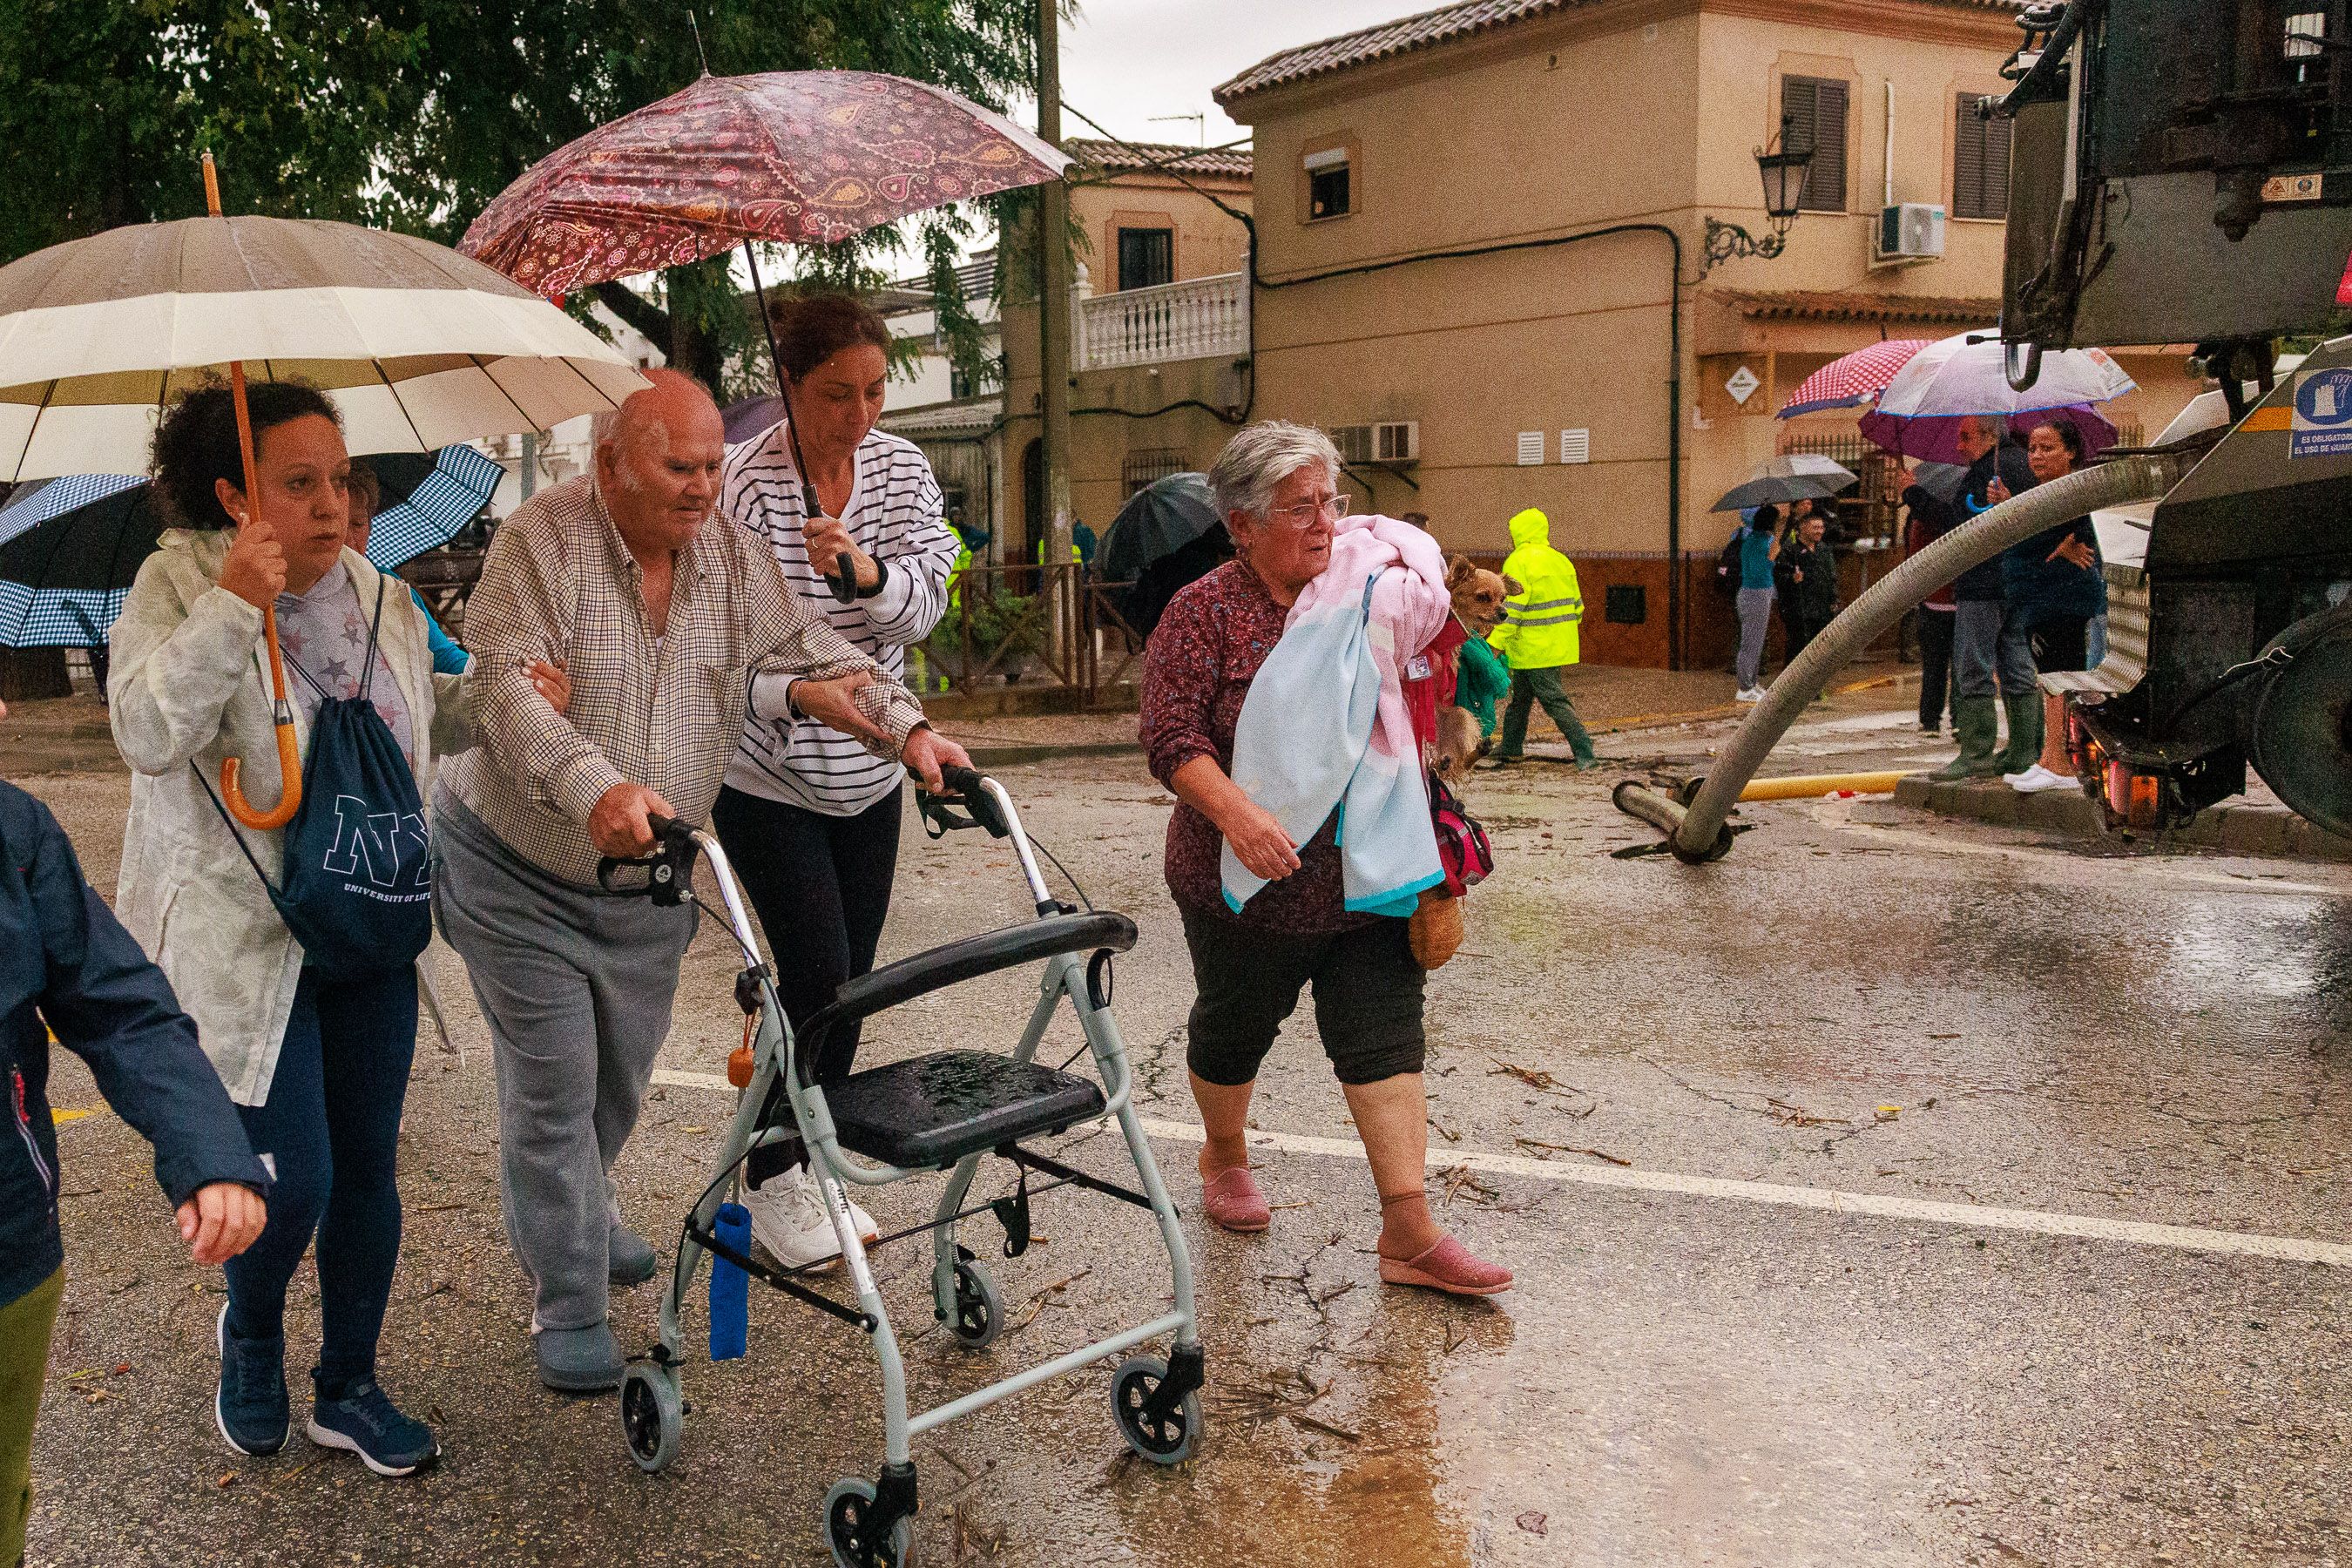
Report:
1331,420,1420,464
1874,203,1947,264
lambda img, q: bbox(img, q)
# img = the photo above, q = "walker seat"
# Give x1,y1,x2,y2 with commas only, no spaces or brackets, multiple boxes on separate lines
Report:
827,1051,1106,1170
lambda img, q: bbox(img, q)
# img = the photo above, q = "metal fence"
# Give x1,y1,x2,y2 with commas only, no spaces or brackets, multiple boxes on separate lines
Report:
903,563,1143,707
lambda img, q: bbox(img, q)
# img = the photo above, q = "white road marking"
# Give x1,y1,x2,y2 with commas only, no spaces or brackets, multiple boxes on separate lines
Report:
648,1068,2352,1268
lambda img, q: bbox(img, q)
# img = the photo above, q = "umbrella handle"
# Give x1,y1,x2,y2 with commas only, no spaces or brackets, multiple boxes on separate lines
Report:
201,156,302,830
220,603,302,830
741,243,860,607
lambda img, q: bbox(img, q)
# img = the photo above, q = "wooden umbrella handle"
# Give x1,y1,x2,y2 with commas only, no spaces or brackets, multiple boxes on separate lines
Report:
203,152,303,831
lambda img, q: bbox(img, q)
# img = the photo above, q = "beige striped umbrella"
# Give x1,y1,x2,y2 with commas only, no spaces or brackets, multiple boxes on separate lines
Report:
0,167,648,828
0,211,646,481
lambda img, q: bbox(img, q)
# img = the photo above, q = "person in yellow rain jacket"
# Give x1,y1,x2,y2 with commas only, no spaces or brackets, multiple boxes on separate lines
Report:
1487,507,1597,767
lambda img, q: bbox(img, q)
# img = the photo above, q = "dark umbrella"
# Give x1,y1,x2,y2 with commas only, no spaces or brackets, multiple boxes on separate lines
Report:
1099,473,1219,582
1098,473,1231,640
1708,454,1861,513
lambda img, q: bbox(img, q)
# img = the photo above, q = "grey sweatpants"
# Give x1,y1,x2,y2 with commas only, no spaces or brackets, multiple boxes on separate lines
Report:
429,793,696,1333
1734,586,1776,689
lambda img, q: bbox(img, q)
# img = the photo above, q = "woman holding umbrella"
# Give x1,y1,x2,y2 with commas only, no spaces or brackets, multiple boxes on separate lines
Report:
713,294,963,1270
109,382,566,1477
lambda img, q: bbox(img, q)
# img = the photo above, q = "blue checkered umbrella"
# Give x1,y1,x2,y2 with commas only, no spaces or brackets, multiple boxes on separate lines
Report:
0,474,154,646
0,446,500,648
355,443,504,571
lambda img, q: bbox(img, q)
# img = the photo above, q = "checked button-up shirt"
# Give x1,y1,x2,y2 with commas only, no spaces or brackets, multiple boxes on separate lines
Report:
440,475,927,887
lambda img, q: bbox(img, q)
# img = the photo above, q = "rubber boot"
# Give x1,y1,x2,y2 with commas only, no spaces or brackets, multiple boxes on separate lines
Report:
1997,693,2044,776
1933,696,2004,780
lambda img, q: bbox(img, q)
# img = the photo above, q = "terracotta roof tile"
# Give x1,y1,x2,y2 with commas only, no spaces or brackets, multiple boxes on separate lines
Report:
1216,0,2023,103
1061,138,1254,179
1712,287,2000,324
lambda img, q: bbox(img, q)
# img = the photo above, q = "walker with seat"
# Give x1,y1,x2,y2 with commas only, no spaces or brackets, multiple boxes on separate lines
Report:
597,767,1202,1567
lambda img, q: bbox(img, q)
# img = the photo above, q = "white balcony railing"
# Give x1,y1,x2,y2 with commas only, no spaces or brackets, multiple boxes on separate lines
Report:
1076,271,1247,371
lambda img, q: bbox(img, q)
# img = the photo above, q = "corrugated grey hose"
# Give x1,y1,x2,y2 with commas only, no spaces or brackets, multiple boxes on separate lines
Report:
1623,453,2181,864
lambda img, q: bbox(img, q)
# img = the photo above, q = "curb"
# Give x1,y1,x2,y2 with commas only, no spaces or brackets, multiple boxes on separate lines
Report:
966,740,1145,767
1891,774,2352,864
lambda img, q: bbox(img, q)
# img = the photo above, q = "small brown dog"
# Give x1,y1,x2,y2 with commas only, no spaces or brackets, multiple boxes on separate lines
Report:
1430,556,1522,784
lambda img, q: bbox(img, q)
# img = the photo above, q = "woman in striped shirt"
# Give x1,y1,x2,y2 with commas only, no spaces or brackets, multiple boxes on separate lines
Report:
714,294,962,1268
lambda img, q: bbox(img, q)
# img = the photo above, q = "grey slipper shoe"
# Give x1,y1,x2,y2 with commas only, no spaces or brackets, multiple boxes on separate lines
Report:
608,1225,658,1288
535,1321,625,1394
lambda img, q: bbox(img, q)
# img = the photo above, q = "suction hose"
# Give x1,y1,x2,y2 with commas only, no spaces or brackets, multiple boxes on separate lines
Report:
1636,453,2180,864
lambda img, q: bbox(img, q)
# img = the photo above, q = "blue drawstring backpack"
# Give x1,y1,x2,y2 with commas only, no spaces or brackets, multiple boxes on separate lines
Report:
199,577,431,980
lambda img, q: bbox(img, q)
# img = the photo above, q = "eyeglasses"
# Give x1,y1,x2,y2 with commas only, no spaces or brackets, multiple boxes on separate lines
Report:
1264,493,1348,526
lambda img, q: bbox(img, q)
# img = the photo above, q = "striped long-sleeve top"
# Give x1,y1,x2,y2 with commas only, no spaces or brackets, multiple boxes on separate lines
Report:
719,421,960,816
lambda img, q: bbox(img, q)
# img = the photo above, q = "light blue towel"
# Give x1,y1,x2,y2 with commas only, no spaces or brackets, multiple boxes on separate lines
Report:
1221,514,1449,918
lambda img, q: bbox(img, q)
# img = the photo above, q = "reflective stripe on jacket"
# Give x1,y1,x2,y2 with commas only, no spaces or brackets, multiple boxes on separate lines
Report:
1488,508,1584,670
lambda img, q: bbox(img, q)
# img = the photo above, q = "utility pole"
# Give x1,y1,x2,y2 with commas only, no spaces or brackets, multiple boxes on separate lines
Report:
1035,0,1074,651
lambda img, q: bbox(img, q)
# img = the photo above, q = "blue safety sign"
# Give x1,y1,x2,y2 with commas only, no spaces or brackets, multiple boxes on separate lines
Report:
2290,366,2352,457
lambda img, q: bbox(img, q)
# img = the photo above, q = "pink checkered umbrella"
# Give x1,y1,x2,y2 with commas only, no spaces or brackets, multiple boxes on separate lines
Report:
1776,339,1933,418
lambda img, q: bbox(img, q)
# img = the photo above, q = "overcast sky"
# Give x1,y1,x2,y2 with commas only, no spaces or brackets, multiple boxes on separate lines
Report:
1031,0,1423,145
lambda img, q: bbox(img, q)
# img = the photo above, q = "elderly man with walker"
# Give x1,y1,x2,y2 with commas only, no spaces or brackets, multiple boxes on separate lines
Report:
430,370,970,1392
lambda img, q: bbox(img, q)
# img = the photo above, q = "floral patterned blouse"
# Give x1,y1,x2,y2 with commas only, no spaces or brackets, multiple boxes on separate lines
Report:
1139,560,1369,935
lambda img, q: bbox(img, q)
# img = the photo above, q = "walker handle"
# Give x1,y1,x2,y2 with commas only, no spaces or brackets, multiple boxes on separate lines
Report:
594,812,700,903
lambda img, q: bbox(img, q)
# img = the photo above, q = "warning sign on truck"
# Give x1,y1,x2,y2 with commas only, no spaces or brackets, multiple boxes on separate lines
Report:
2290,366,2352,457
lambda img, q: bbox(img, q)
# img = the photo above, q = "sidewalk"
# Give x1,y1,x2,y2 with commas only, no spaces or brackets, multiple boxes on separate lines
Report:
1893,773,2352,864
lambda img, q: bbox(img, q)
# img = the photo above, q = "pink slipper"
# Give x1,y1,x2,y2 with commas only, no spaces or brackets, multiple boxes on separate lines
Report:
1200,1165,1272,1233
1378,1235,1513,1296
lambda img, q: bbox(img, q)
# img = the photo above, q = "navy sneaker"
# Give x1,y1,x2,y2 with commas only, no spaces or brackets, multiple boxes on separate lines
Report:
307,1379,439,1477
214,1302,288,1457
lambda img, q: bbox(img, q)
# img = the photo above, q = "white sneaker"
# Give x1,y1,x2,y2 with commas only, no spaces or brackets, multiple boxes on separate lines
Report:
1734,686,1765,704
742,1165,878,1271
2010,764,2074,794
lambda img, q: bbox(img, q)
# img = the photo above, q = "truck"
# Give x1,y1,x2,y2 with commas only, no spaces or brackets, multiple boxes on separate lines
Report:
1993,0,2352,836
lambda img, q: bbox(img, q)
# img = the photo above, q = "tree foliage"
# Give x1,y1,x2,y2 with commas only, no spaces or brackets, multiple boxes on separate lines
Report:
0,1,1040,391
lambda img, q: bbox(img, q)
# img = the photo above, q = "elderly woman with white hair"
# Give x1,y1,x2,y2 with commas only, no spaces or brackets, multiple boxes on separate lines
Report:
1138,420,1512,1296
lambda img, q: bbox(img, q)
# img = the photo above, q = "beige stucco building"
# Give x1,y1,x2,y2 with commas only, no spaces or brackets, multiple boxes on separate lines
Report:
997,139,1254,569
1214,0,2199,667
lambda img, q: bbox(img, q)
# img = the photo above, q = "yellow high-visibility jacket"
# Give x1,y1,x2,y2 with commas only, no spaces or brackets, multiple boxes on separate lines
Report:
1489,507,1584,670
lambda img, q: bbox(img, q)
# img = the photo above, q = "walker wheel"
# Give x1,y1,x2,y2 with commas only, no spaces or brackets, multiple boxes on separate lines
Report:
824,1477,915,1568
1110,1355,1200,1464
947,1259,1001,1350
619,1364,682,1474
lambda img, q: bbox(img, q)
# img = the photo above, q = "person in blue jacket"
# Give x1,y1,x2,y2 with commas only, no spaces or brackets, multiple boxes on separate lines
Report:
0,722,270,1568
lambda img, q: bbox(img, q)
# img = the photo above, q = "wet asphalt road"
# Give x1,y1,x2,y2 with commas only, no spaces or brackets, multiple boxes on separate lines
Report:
19,693,2352,1568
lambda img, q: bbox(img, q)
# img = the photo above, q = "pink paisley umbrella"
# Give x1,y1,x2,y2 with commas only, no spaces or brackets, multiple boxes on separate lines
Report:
460,71,1068,296
1776,339,1932,418
461,70,1068,598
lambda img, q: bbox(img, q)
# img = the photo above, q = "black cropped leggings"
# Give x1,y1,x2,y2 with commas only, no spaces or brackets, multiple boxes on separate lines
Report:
711,784,902,1185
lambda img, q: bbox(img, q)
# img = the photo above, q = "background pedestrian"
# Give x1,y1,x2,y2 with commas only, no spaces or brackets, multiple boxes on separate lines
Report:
1998,419,2105,792
1733,504,1781,701
1924,415,2037,778
1486,507,1596,767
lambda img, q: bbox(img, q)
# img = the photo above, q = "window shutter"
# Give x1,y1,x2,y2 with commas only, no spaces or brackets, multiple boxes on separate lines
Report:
1953,95,1984,217
1783,76,1847,213
1952,94,2012,220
